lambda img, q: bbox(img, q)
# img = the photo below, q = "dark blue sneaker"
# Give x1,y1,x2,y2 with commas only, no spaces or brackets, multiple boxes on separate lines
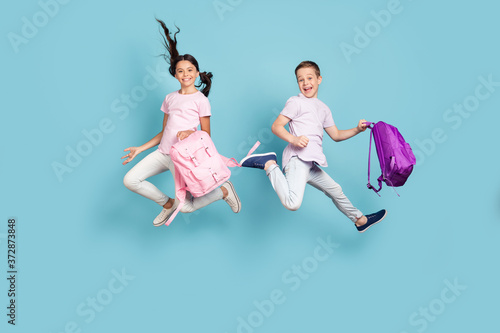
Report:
356,209,387,233
240,153,277,169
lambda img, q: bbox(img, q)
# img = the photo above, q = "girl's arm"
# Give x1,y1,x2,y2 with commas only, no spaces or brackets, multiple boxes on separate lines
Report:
324,119,367,142
271,114,309,148
122,114,168,165
176,116,211,140
199,116,211,136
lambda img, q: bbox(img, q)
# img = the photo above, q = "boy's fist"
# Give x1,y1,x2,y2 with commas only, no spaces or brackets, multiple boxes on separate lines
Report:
358,119,368,132
291,135,309,148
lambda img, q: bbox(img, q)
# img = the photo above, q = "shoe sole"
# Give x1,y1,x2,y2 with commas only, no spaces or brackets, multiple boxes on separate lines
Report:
239,152,277,166
223,181,241,213
357,210,387,233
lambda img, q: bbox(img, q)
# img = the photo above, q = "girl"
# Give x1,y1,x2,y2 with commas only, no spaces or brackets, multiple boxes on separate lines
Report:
122,19,240,226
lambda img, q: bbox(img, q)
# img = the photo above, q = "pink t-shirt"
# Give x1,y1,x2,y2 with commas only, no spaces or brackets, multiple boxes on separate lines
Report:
281,93,335,167
157,90,211,154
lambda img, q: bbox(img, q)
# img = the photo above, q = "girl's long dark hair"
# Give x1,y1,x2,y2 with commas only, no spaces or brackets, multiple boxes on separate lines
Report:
156,18,212,97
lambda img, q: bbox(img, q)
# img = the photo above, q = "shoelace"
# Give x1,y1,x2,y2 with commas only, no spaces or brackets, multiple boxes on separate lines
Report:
158,204,177,220
157,209,169,221
224,195,239,213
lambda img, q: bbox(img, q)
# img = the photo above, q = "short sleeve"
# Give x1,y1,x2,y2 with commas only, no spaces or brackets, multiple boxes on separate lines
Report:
323,108,335,128
197,96,211,117
280,97,299,120
160,94,170,114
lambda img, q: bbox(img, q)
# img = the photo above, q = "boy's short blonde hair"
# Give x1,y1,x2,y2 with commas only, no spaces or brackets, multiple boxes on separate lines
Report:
295,61,321,78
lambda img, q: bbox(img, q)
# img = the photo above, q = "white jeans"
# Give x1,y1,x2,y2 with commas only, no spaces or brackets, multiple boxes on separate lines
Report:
266,156,363,222
123,150,223,213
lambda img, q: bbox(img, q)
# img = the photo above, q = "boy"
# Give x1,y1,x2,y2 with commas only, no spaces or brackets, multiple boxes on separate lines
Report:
241,61,386,232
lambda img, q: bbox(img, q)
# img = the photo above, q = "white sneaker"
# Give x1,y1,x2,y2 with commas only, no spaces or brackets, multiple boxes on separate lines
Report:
153,199,179,227
222,181,241,213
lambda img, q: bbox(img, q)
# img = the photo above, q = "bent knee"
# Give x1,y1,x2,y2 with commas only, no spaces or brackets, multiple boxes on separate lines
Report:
284,201,301,211
123,172,140,191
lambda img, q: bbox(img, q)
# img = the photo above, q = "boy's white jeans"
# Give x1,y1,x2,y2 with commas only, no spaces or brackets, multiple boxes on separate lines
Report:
123,150,223,213
266,156,363,223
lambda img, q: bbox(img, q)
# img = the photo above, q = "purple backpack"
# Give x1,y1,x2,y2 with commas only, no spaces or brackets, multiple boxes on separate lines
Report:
365,121,416,196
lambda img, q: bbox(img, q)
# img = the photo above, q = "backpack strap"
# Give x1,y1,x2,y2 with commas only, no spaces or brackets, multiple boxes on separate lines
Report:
165,167,187,226
365,122,402,197
383,163,401,197
184,147,199,167
200,136,213,157
366,123,382,197
221,141,261,168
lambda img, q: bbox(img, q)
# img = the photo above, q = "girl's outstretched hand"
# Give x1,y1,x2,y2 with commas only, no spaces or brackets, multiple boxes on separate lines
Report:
177,130,195,141
122,147,142,165
291,135,309,148
357,119,368,132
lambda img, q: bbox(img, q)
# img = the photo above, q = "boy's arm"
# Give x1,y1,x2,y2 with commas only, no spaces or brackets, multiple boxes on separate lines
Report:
325,119,367,142
271,114,309,148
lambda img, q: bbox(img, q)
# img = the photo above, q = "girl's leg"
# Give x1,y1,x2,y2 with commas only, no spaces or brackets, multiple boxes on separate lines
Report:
165,156,232,214
180,187,224,213
123,150,172,206
307,164,363,223
266,157,310,211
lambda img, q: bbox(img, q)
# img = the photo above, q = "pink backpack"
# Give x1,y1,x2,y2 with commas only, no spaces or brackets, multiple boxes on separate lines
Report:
165,131,259,226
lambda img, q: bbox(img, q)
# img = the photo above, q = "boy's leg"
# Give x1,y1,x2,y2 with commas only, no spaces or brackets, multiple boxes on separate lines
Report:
308,165,387,232
307,164,363,223
266,157,310,211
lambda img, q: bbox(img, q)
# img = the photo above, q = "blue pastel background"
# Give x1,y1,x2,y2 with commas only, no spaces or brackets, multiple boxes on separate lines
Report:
2,0,499,332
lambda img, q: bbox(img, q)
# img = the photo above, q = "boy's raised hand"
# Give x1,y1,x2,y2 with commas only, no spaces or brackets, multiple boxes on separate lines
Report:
291,135,309,148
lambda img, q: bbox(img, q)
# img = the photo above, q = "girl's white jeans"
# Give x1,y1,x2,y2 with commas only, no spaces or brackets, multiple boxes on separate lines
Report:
123,150,223,213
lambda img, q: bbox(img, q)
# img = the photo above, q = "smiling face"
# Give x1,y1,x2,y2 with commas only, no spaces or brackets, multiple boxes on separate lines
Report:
174,60,199,89
296,67,322,98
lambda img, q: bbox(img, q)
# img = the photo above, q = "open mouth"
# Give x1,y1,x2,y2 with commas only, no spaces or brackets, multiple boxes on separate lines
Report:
182,78,192,82
303,86,313,93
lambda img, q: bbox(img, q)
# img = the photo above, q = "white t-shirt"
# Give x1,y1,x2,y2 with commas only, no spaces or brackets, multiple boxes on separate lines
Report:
281,93,335,167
